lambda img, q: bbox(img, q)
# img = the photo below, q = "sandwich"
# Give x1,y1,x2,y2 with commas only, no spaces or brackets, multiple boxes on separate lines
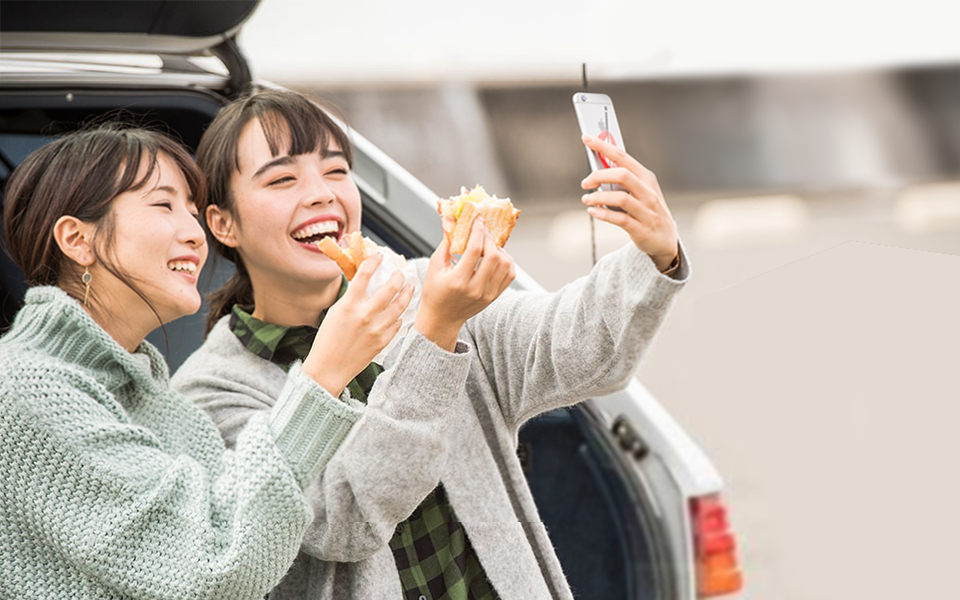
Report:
317,231,405,280
436,185,520,255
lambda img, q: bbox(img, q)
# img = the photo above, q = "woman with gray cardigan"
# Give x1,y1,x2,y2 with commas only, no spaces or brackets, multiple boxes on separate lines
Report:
172,89,688,600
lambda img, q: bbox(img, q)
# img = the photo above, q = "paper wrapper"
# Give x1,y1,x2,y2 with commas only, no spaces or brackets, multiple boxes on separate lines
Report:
364,247,421,369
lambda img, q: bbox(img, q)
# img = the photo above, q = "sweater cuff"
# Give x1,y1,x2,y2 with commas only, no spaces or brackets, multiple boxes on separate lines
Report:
268,362,363,487
622,240,690,285
373,328,471,418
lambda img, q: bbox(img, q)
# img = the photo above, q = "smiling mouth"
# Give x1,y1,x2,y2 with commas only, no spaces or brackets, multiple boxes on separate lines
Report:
168,260,197,275
292,220,342,245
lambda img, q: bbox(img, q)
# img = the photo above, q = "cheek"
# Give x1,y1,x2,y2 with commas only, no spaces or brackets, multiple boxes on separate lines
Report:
197,243,210,267
340,182,363,224
231,199,274,239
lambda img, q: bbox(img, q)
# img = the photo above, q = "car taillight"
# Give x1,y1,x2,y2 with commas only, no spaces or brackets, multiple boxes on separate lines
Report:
691,494,744,597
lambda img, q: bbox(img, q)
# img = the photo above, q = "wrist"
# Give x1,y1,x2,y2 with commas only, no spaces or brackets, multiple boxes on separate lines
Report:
414,310,461,352
301,357,346,398
652,245,680,273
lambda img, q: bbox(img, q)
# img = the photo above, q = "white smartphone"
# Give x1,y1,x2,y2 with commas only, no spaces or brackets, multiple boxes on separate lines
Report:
572,92,626,197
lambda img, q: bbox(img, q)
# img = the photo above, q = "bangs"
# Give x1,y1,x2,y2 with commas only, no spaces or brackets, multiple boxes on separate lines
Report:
112,131,207,205
258,109,328,161
114,143,159,196
230,93,353,173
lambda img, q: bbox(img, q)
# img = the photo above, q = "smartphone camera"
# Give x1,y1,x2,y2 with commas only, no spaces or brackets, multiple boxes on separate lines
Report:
580,94,587,101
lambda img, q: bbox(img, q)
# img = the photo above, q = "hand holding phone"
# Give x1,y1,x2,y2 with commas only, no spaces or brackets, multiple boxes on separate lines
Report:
574,95,680,271
573,92,626,199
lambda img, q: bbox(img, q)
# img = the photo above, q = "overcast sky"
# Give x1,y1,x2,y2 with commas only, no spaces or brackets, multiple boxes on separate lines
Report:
239,0,960,85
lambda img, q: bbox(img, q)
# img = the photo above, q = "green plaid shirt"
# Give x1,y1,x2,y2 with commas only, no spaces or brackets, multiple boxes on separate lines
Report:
229,281,500,600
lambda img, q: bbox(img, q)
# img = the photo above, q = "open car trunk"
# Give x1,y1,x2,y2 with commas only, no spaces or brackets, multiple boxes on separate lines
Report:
0,3,720,597
0,89,678,600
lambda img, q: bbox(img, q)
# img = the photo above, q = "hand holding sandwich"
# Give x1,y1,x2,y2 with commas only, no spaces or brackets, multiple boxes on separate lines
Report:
302,253,414,397
580,134,680,273
415,217,516,351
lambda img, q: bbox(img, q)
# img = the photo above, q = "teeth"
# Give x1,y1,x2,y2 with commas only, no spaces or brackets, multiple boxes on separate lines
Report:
293,220,339,240
168,261,197,274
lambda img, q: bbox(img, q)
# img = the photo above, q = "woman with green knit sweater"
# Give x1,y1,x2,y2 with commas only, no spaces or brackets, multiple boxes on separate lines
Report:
0,123,411,599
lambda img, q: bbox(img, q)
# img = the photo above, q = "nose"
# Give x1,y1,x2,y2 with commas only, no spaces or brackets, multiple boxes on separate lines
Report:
180,209,207,249
305,172,336,206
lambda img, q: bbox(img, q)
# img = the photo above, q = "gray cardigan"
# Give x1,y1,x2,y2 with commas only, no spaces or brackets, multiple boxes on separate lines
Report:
172,243,689,600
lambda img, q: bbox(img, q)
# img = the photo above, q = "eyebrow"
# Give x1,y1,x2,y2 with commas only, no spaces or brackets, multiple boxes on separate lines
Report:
252,155,296,180
323,149,348,162
251,148,349,180
147,184,196,204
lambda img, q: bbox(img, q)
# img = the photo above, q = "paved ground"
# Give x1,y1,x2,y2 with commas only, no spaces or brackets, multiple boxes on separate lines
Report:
506,188,960,600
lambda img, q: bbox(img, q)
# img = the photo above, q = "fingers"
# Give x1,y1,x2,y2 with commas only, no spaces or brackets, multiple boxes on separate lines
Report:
367,269,407,308
584,203,634,229
580,134,652,186
455,216,487,274
492,247,516,296
468,232,514,307
473,227,505,280
431,236,452,267
344,252,383,298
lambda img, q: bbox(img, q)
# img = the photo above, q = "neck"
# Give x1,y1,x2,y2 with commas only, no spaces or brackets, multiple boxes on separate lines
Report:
249,274,341,326
57,276,160,353
86,301,158,352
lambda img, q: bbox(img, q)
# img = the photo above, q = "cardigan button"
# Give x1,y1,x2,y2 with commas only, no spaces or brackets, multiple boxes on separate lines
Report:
418,596,427,600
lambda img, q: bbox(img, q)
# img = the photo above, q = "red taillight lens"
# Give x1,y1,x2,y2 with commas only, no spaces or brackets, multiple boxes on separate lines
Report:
691,494,744,597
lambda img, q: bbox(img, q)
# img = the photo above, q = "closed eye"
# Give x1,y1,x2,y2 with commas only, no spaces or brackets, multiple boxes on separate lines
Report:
268,176,295,186
154,201,172,210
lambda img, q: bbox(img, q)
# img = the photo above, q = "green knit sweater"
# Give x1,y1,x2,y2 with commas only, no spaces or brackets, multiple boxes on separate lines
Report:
0,287,363,600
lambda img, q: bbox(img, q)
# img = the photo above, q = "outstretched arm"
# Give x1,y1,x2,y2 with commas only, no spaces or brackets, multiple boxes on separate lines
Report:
579,133,680,273
464,137,689,430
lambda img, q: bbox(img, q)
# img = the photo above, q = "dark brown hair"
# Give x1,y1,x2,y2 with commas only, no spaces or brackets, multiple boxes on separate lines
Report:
3,121,206,318
196,88,353,332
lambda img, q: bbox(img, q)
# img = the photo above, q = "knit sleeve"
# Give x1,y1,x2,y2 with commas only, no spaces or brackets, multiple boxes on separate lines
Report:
463,242,689,431
296,329,472,561
174,325,473,563
266,361,363,487
1,361,321,600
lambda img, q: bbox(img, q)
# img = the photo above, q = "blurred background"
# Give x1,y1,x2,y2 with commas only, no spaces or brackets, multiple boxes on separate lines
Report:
240,2,960,598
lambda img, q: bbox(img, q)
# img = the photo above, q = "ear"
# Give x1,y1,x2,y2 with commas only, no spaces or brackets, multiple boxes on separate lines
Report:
53,216,96,266
206,204,239,248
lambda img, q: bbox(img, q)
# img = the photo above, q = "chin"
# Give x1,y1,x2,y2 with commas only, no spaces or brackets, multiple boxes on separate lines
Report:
165,294,203,322
313,262,346,283
181,294,203,316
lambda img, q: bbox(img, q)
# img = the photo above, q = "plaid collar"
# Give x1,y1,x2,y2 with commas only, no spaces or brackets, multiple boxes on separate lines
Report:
228,277,382,400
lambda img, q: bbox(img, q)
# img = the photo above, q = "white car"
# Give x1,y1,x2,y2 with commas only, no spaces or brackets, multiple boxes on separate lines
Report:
0,2,743,598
